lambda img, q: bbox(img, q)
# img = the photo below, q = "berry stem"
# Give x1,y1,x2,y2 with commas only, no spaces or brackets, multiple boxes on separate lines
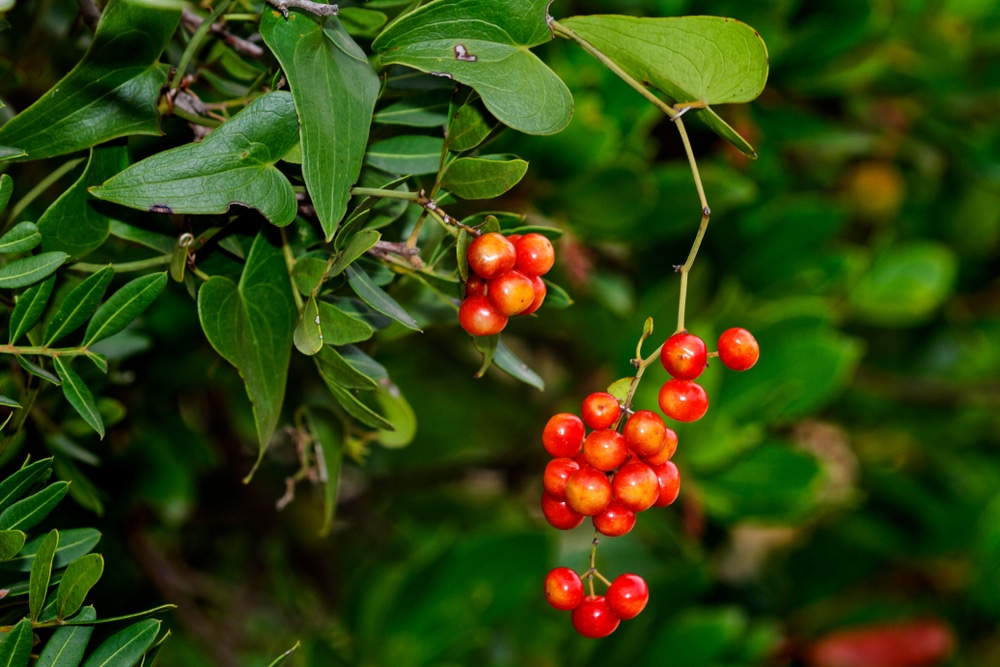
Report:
673,116,711,336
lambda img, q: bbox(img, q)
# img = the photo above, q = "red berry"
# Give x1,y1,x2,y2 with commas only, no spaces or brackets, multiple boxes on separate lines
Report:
514,233,555,276
458,296,507,336
581,392,621,430
651,461,680,507
640,427,678,466
606,573,649,620
487,270,535,316
467,232,516,279
544,567,584,611
622,410,667,458
543,457,580,499
464,274,488,298
612,460,659,512
658,379,708,422
583,429,629,472
593,500,636,537
542,413,585,458
520,275,546,315
660,332,708,380
541,492,585,530
718,327,759,371
564,465,613,516
572,595,620,638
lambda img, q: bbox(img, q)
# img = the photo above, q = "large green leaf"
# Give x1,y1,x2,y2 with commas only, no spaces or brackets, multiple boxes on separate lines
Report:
53,359,105,439
83,273,168,346
0,482,69,532
0,618,33,667
441,156,528,199
90,93,299,226
37,145,130,258
0,0,180,160
0,252,68,289
373,0,573,135
37,606,97,667
261,11,380,240
848,242,957,326
29,529,58,623
44,267,115,346
197,231,297,479
0,528,101,572
560,15,770,157
79,619,159,667
56,553,104,621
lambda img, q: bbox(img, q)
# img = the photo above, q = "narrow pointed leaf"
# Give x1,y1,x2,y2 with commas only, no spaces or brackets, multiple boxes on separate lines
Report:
90,93,299,226
346,265,420,331
0,252,68,289
80,619,160,667
315,346,377,391
16,355,61,385
0,396,19,409
37,606,97,667
0,222,41,254
293,295,323,356
318,374,393,430
29,529,58,622
108,221,175,254
305,409,342,537
0,530,26,560
328,229,380,277
0,618,33,667
0,482,70,531
83,272,168,346
493,338,544,390
364,135,443,176
374,92,450,127
0,528,101,572
53,359,105,438
56,553,104,621
316,301,373,345
138,629,170,667
44,267,115,345
0,0,180,160
441,157,528,199
373,384,416,449
60,605,174,627
0,174,12,213
0,457,54,513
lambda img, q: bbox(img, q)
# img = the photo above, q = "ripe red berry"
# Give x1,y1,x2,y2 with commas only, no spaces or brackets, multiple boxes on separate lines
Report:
464,274,488,298
660,332,708,380
458,295,507,336
622,409,667,458
564,465,613,516
467,232,516,279
718,327,759,371
572,595,621,638
593,500,636,537
520,275,546,315
542,413,585,458
581,392,621,430
487,270,535,316
544,567,584,611
658,379,709,422
611,460,659,512
543,457,580,499
651,461,681,507
514,233,555,276
640,427,678,466
583,429,629,472
606,573,649,620
541,492,585,530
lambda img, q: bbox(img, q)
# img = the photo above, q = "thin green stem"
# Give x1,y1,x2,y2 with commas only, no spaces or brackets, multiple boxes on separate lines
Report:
0,344,95,358
4,158,85,230
69,255,172,273
349,187,421,201
280,227,304,311
224,12,259,21
170,104,223,128
172,0,235,90
672,118,711,334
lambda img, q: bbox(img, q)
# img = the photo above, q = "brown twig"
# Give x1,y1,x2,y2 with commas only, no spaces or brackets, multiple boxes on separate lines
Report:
180,8,264,59
264,0,338,18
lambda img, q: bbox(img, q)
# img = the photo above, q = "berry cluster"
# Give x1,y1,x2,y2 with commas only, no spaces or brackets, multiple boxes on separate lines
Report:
458,231,554,336
545,568,649,638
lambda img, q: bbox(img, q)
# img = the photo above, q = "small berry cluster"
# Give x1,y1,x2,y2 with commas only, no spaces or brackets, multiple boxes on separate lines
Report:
545,568,649,638
459,231,554,336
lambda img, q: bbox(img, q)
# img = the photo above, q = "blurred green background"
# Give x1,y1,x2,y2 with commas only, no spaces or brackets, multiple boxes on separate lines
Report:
3,0,1000,664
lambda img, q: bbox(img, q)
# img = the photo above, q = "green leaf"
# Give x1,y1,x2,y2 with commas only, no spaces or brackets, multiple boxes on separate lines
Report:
260,11,380,240
53,359,105,439
0,0,180,160
0,528,101,572
541,278,572,309
138,629,169,667
328,229,381,277
16,355,61,385
56,553,104,621
493,339,544,389
0,174,12,213
0,395,20,409
0,252,68,289
90,93,299,226
0,222,41,254
339,7,387,36
346,265,420,331
83,272,168,346
37,144,130,258
0,530,26,560
373,0,573,135
559,15,769,157
44,267,115,346
266,641,301,667
0,457,54,514
291,255,328,295
374,92,451,128
293,294,323,356
197,231,297,479
849,242,957,326
9,276,55,344
364,135,444,176
472,332,498,377
0,481,70,531
79,619,160,667
445,95,494,152
0,618,33,667
373,384,416,449
305,409,342,537
316,300,373,345
60,605,173,627
37,606,97,667
318,374,392,430
108,221,175,254
29,529,58,622
315,346,377,391
441,156,528,199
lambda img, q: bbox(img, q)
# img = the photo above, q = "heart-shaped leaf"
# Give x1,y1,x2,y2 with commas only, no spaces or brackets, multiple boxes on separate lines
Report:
441,156,528,199
373,0,573,136
91,93,299,226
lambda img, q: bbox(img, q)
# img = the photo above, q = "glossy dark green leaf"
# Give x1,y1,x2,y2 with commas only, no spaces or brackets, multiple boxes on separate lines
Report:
441,157,528,199
29,529,58,622
293,294,323,356
560,15,769,157
260,11,380,240
849,242,957,326
0,457,54,514
0,481,70,531
328,229,380,277
83,272,168,346
318,373,392,430
15,356,60,385
373,384,415,449
373,0,572,135
0,222,41,254
315,346,377,391
37,606,97,667
364,135,444,176
0,174,12,213
90,93,299,226
8,276,55,344
0,527,101,572
37,144,130,258
79,618,159,667
56,553,104,620
374,92,451,128
493,339,544,390
0,252,68,289
346,265,420,331
445,97,494,152
316,300,373,345
197,231,297,479
0,0,180,160
305,409,342,537
0,530,26,560
0,618,33,667
44,267,114,346
53,359,105,438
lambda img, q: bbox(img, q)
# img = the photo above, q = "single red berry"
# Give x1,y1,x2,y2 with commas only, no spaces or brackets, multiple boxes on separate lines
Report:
593,500,636,537
572,595,621,638
541,492,585,530
583,429,629,472
514,233,555,276
464,274,488,298
612,460,659,512
660,331,708,380
544,567,584,611
458,295,507,336
467,232,516,279
658,379,708,422
520,275,546,315
606,573,649,620
640,427,678,466
487,270,535,316
543,457,580,499
564,465,613,516
542,413,585,458
651,461,681,507
581,392,621,430
718,327,759,371
623,409,667,458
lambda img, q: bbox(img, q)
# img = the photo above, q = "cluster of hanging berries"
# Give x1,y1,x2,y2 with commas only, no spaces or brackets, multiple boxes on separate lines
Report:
458,231,554,336
545,568,649,638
